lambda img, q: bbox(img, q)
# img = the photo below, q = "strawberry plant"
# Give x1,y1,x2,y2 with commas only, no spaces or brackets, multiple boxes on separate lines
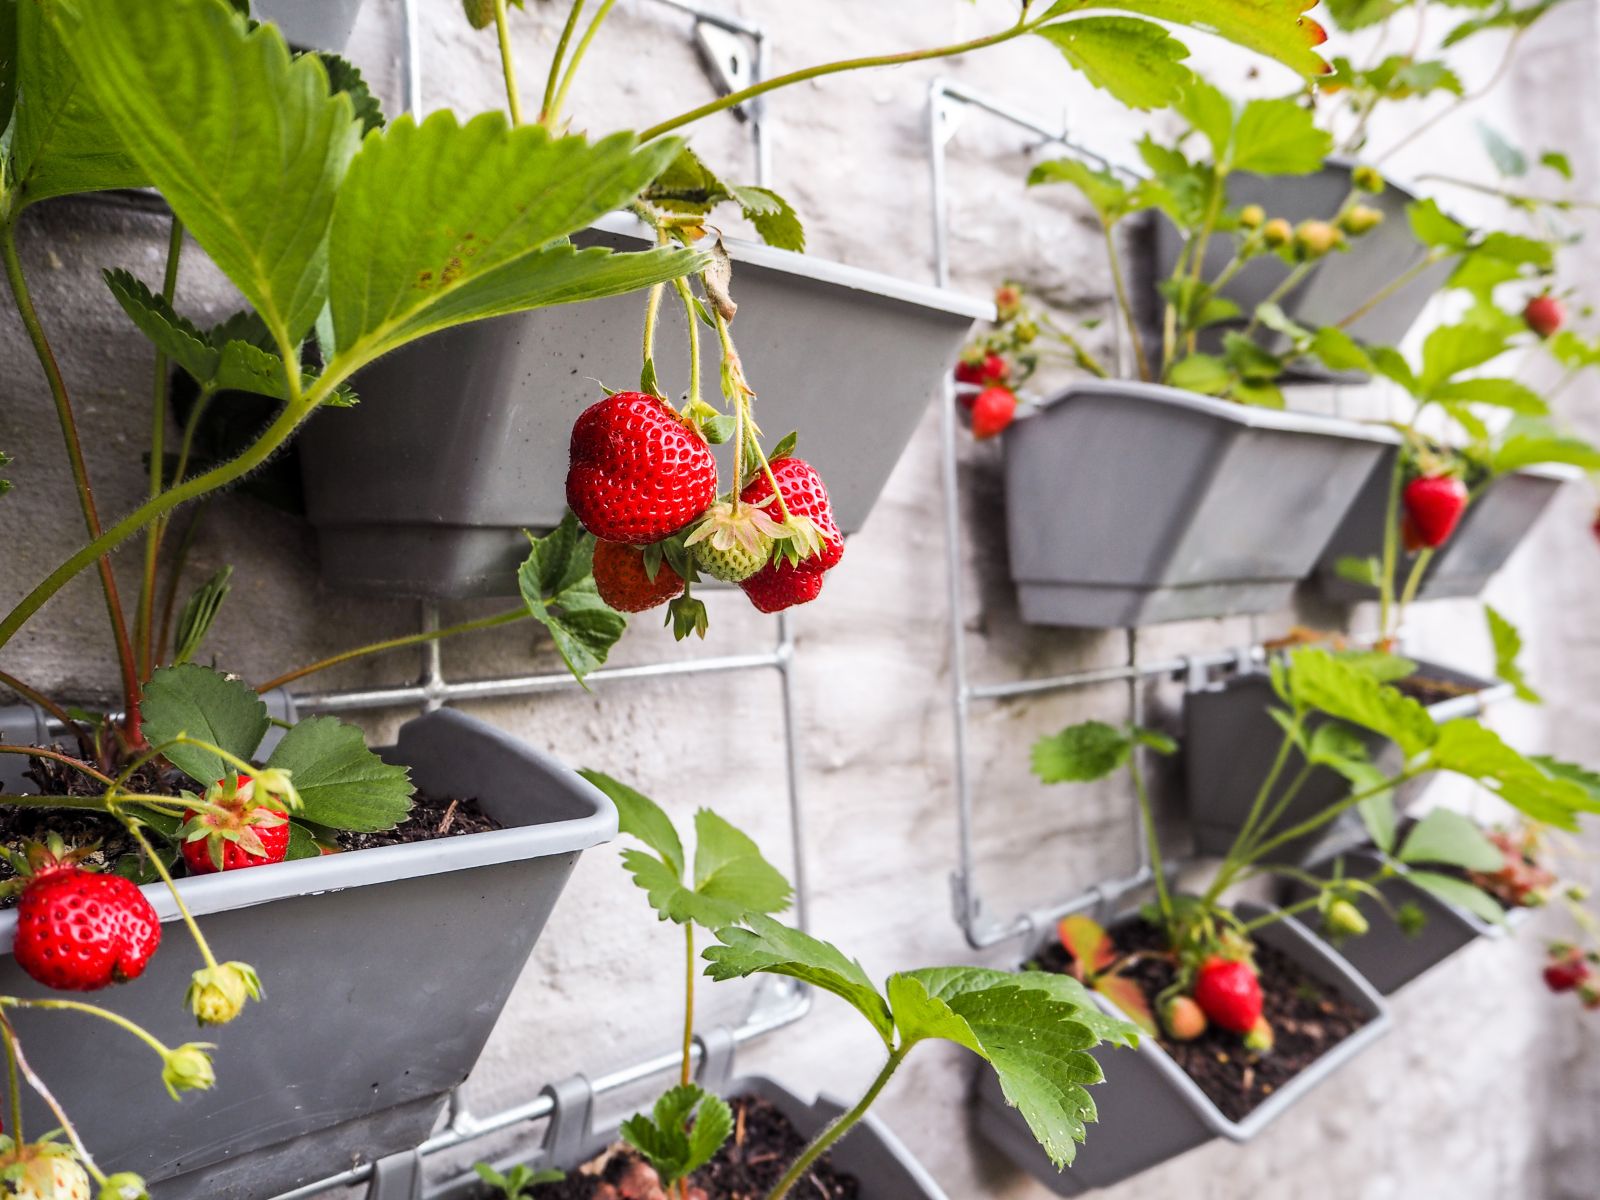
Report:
1031,646,1600,1053
559,772,1140,1198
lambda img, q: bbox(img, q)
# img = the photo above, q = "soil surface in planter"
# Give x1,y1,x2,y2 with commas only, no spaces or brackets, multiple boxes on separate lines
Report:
1035,919,1371,1123
0,751,501,902
496,1096,860,1200
1392,673,1479,706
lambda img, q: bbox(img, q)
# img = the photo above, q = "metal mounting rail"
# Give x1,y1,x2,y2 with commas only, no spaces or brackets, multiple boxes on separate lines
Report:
927,78,1275,951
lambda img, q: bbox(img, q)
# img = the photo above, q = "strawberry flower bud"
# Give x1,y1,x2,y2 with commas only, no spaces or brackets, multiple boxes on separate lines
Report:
161,1043,217,1099
1262,217,1293,248
1339,204,1384,236
249,768,301,814
1294,219,1345,260
994,284,1024,322
1352,164,1384,193
100,1172,150,1200
1238,203,1265,230
1324,898,1369,939
187,961,263,1026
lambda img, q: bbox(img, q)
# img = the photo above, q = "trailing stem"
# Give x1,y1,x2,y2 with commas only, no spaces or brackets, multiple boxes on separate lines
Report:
1128,746,1173,928
681,922,695,1088
494,0,525,126
1102,220,1152,382
0,222,143,739
548,0,619,127
538,0,587,127
765,1044,910,1200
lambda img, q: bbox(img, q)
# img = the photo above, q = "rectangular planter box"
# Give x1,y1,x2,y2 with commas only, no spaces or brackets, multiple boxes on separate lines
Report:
1314,458,1574,604
1184,659,1507,866
974,903,1390,1194
1281,846,1514,996
1002,381,1396,627
1151,160,1451,380
0,704,616,1199
300,214,990,597
424,1069,949,1200
254,0,367,51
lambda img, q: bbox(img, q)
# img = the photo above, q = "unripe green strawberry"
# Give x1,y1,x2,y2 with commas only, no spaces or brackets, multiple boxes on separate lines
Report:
685,499,784,583
187,961,263,1026
461,0,495,28
1161,994,1207,1041
1238,203,1266,229
1340,204,1384,236
1262,217,1294,248
1295,219,1345,259
1325,898,1369,938
162,1042,217,1099
1352,164,1384,193
694,536,770,583
1243,1016,1275,1052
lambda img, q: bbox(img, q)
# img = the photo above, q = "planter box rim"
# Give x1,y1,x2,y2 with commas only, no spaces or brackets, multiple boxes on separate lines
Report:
1069,900,1390,1143
0,707,616,932
589,211,993,322
1026,380,1401,445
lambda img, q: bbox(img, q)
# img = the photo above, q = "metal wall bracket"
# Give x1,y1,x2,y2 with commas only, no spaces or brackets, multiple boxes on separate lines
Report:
366,1150,424,1200
694,21,756,120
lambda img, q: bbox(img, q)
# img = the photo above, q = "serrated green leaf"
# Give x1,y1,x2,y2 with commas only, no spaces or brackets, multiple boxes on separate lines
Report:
329,112,700,363
1228,96,1332,175
692,809,793,918
579,769,684,877
893,967,1136,1168
1321,0,1402,30
265,715,413,831
1541,150,1573,180
1287,648,1438,758
1418,323,1510,395
1034,17,1193,111
140,664,270,785
1491,431,1600,474
683,1089,733,1178
1044,0,1329,78
1432,377,1546,415
174,565,233,665
1167,353,1230,395
731,185,805,252
1311,326,1374,374
317,51,383,134
704,915,894,1046
1397,809,1503,871
103,269,218,382
1406,870,1505,924
1031,721,1132,784
620,1084,730,1187
7,0,144,207
1407,198,1471,252
1369,345,1420,393
285,821,322,861
1429,720,1595,828
1443,0,1569,49
1028,157,1138,223
1338,650,1418,684
60,0,361,350
517,513,627,685
1132,726,1178,755
1486,604,1541,704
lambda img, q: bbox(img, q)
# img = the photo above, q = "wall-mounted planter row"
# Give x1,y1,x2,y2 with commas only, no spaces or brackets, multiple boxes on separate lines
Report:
974,903,1390,1194
1150,160,1452,382
300,214,990,597
1315,457,1575,604
1281,846,1518,997
423,1067,949,1200
1184,659,1508,866
0,706,615,1200
1002,381,1397,627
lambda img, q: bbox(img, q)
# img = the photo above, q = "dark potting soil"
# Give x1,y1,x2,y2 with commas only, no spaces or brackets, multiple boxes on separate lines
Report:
1035,919,1371,1123
505,1096,860,1200
336,791,501,851
1392,673,1478,706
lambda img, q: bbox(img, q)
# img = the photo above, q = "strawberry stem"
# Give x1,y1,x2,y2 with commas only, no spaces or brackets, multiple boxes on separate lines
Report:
537,0,586,127
673,276,703,408
0,1014,104,1185
0,745,115,788
1,1020,22,1143
122,821,220,972
494,0,526,126
0,997,171,1062
681,921,695,1088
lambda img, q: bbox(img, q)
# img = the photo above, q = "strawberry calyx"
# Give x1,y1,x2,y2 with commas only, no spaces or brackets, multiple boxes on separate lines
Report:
0,836,99,899
180,775,290,872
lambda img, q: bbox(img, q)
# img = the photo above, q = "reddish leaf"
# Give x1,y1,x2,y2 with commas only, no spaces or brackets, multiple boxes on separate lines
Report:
1058,915,1116,975
1095,975,1158,1037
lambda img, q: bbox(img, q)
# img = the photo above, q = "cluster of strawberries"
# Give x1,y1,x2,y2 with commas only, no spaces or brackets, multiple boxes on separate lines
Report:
566,391,844,616
1544,943,1600,1008
1160,954,1274,1051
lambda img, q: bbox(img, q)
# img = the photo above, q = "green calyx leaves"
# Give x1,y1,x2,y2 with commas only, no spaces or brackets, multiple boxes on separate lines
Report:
579,770,793,930
702,915,1139,1169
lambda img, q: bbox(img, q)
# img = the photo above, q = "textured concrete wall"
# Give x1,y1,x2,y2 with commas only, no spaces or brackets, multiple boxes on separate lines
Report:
1,1,1597,1196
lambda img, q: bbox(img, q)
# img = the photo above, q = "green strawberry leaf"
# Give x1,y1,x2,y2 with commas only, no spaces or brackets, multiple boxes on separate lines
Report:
1431,377,1546,414
1041,0,1329,78
1486,604,1541,704
1397,809,1503,872
6,0,144,208
620,1084,732,1187
285,821,323,861
1407,198,1471,251
580,769,685,877
316,51,384,134
704,915,895,1046
59,0,361,350
731,185,805,252
517,513,628,686
1418,323,1510,394
264,716,413,831
328,113,702,364
1028,157,1141,223
1490,428,1600,474
1310,327,1375,374
1429,720,1598,828
1405,870,1505,924
102,269,218,381
1034,18,1193,111
1286,648,1438,758
140,664,270,786
1227,96,1332,175
891,967,1138,1168
173,565,233,666
1031,721,1132,784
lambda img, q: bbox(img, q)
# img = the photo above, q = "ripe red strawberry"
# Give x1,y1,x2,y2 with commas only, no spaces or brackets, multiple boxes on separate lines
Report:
1544,958,1590,993
592,539,684,612
955,350,1009,390
740,560,825,613
1193,956,1262,1034
1402,475,1468,549
567,392,718,544
971,386,1018,440
740,457,843,574
181,776,291,875
1524,294,1565,339
14,863,160,992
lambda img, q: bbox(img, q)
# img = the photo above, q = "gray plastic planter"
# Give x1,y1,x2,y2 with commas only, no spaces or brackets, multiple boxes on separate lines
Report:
1281,847,1513,996
254,0,368,50
1184,659,1507,865
1151,160,1450,379
974,903,1390,1194
0,704,616,1199
1002,381,1396,627
300,213,989,597
1314,459,1574,604
421,1034,948,1200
